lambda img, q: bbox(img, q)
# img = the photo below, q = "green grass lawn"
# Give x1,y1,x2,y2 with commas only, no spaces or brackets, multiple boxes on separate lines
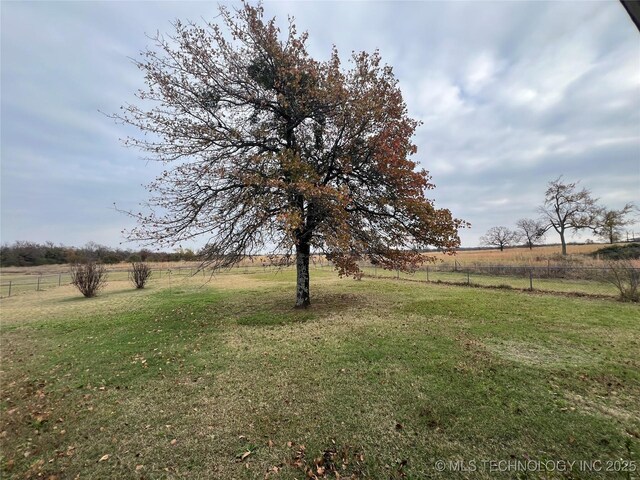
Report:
1,270,638,479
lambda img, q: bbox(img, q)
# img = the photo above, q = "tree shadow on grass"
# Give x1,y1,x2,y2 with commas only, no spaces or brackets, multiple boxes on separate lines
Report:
233,291,370,327
236,310,315,326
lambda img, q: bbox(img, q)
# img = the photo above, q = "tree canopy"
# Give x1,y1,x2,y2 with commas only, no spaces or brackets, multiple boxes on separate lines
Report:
479,226,520,252
538,177,600,256
114,3,464,307
516,218,546,250
595,204,636,244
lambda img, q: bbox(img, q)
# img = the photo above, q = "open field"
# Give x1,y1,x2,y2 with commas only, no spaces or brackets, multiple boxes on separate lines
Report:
2,243,635,300
1,263,629,300
0,242,629,279
362,267,622,298
451,243,604,263
1,269,638,479
437,243,640,268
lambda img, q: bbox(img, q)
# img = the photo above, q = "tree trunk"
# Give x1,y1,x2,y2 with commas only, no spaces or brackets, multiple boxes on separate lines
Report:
295,241,310,308
560,231,567,255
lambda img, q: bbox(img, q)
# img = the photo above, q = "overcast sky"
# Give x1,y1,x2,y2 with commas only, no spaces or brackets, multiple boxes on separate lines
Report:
1,0,639,251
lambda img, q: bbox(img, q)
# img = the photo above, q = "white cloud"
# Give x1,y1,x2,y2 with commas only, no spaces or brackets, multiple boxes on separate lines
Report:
410,75,470,121
1,0,638,249
464,52,501,94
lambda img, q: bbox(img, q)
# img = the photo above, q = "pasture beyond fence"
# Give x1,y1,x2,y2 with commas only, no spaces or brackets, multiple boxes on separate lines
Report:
0,264,241,298
359,261,637,298
0,260,637,299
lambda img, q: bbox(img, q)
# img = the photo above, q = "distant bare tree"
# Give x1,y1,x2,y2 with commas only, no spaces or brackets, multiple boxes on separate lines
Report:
538,177,600,255
595,203,636,244
129,262,152,289
516,218,546,250
480,226,521,252
70,263,107,297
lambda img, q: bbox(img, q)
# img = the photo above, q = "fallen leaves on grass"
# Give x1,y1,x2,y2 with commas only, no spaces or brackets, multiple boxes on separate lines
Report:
287,442,366,479
264,464,283,478
236,443,259,462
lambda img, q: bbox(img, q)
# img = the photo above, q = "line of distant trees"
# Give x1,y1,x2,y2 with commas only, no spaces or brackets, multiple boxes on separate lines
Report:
480,177,638,255
0,241,198,267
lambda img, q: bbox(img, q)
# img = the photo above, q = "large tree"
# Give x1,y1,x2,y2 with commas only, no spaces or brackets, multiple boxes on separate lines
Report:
595,203,636,244
479,226,521,252
114,4,464,307
538,177,600,255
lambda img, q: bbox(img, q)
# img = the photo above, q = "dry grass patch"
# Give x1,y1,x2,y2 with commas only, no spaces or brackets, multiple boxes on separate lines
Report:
1,281,152,325
565,392,640,425
484,339,597,368
451,243,607,265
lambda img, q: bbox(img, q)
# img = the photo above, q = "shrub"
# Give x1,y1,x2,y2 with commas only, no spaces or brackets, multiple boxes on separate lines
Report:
605,260,639,302
129,262,152,289
592,243,640,260
70,262,107,297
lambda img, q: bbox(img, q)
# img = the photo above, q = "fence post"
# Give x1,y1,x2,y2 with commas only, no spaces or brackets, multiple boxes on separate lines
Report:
467,270,470,285
59,274,62,286
426,266,429,282
529,269,533,291
8,281,11,297
37,276,41,291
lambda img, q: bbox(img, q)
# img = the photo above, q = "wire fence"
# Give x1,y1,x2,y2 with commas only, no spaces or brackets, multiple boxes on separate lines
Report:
361,262,640,296
358,261,638,297
0,263,274,298
1,260,636,299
